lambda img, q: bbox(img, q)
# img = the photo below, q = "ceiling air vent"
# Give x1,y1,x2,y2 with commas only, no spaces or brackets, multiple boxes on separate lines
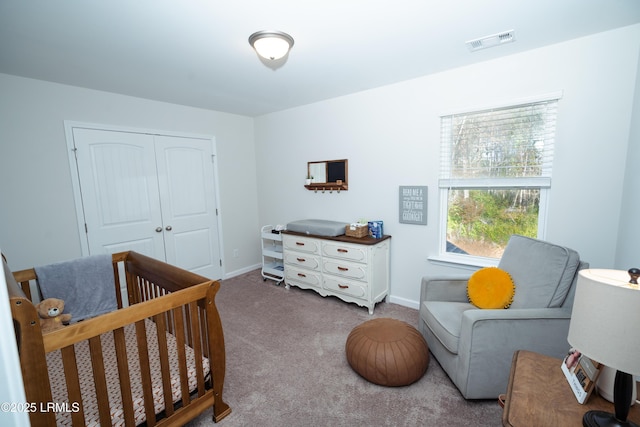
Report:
466,30,515,52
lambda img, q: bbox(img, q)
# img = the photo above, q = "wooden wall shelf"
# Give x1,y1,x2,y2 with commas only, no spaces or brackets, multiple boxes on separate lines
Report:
304,183,348,192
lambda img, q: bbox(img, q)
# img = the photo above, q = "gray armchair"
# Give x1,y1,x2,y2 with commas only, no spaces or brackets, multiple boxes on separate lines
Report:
418,235,587,399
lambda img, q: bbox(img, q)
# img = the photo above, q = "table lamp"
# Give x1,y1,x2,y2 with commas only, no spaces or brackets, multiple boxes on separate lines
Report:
568,268,640,427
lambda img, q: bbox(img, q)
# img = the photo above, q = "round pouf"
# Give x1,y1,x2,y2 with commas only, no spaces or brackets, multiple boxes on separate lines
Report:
345,318,429,386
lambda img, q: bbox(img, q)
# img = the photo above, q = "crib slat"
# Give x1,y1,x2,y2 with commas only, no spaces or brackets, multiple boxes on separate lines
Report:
60,345,86,426
113,259,124,309
88,336,112,426
172,306,191,406
200,308,210,359
184,301,194,347
188,301,206,396
135,318,157,427
18,280,32,300
140,278,149,302
153,313,175,417
167,307,175,334
113,327,136,426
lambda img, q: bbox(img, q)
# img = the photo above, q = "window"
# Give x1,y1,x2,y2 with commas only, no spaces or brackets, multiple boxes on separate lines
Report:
439,95,560,261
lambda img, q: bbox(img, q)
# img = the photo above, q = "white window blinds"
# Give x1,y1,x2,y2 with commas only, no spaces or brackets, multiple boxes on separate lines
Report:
440,98,559,189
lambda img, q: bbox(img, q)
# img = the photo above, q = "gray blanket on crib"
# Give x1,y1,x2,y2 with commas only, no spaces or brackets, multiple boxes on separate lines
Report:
35,254,117,322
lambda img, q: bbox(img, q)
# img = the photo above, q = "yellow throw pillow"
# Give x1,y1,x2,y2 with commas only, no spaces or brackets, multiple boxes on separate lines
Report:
467,267,515,309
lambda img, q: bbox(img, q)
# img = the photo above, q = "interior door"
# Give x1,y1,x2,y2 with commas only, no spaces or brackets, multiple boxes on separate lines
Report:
70,126,222,280
154,135,222,279
72,128,166,260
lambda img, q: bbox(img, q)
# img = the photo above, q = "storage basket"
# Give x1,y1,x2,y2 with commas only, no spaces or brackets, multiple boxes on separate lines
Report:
345,224,369,238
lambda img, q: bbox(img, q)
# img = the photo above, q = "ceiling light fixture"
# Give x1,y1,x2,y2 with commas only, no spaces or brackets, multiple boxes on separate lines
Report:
249,30,294,61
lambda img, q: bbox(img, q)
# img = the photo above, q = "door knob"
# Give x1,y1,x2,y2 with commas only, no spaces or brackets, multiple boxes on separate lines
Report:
165,225,172,231
155,227,162,232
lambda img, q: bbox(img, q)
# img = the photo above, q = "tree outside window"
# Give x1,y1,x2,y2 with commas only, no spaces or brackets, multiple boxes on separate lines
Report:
439,97,559,259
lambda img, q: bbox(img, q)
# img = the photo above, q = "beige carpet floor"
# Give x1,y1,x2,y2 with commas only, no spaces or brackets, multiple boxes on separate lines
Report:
185,269,503,426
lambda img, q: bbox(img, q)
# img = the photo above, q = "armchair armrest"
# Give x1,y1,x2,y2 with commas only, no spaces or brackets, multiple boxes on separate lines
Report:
460,307,572,353
463,306,571,323
421,275,471,303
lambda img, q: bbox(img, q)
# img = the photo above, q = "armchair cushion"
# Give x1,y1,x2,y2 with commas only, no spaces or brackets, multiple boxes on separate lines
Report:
498,235,580,309
467,267,515,309
422,301,473,354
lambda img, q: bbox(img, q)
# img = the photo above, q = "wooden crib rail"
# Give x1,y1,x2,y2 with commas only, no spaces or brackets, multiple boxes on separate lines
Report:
42,282,230,426
42,282,214,352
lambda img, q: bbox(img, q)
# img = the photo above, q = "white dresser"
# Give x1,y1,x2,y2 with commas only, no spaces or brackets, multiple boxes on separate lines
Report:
282,231,390,314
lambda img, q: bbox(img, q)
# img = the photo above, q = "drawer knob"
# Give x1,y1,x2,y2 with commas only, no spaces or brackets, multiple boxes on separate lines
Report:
338,284,349,289
338,248,348,253
297,273,307,278
296,242,305,246
297,258,306,262
338,266,349,271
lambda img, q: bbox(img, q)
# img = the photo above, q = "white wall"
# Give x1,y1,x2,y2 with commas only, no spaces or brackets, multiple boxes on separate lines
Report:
616,44,640,271
255,24,640,307
0,75,260,277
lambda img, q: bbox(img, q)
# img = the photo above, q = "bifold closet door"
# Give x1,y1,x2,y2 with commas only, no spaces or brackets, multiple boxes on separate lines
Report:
71,127,222,279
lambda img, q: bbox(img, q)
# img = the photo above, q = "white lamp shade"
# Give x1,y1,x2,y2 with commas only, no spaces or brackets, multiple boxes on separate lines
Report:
567,269,640,377
249,31,294,60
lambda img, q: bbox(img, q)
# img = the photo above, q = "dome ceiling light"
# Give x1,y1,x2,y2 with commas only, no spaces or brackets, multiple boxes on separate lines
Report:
249,30,294,61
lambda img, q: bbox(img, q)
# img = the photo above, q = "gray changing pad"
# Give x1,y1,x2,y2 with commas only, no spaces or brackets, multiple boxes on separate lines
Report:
286,219,348,237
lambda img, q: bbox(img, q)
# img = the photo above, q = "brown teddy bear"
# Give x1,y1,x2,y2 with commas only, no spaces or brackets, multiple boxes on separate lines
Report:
36,298,72,333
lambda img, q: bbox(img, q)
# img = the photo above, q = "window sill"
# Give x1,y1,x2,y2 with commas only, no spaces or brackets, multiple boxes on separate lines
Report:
428,254,498,270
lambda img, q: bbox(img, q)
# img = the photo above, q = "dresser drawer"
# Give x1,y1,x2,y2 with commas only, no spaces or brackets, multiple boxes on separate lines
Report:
284,252,321,270
283,235,320,254
323,276,367,299
322,259,367,281
322,242,367,263
285,265,322,288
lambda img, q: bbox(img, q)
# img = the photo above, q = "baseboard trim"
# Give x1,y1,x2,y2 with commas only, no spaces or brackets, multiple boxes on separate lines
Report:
224,264,261,280
388,295,419,310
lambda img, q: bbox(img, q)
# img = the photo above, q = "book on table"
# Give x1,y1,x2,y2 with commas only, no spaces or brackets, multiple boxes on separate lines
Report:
561,348,602,404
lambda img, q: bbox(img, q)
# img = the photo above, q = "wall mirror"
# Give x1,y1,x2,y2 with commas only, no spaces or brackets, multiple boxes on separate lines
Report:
306,159,348,191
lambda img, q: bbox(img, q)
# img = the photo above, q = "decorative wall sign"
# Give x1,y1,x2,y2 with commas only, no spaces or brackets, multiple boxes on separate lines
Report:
399,186,427,225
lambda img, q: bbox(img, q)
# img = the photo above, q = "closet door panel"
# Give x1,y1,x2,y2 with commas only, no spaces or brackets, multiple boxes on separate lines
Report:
72,128,166,260
154,136,222,279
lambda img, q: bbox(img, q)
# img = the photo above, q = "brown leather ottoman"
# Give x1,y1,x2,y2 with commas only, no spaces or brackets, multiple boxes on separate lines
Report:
345,318,429,386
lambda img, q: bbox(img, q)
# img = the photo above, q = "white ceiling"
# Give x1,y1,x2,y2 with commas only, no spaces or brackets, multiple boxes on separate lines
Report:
1,0,639,117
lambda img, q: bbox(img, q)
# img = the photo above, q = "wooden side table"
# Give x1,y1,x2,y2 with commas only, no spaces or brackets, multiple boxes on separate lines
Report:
503,350,640,426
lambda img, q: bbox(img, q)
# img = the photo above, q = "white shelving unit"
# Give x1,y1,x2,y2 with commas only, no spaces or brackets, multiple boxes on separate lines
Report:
261,225,284,284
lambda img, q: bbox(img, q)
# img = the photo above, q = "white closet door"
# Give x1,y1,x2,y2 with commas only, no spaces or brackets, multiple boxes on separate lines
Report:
154,135,222,279
72,128,166,260
70,126,223,280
